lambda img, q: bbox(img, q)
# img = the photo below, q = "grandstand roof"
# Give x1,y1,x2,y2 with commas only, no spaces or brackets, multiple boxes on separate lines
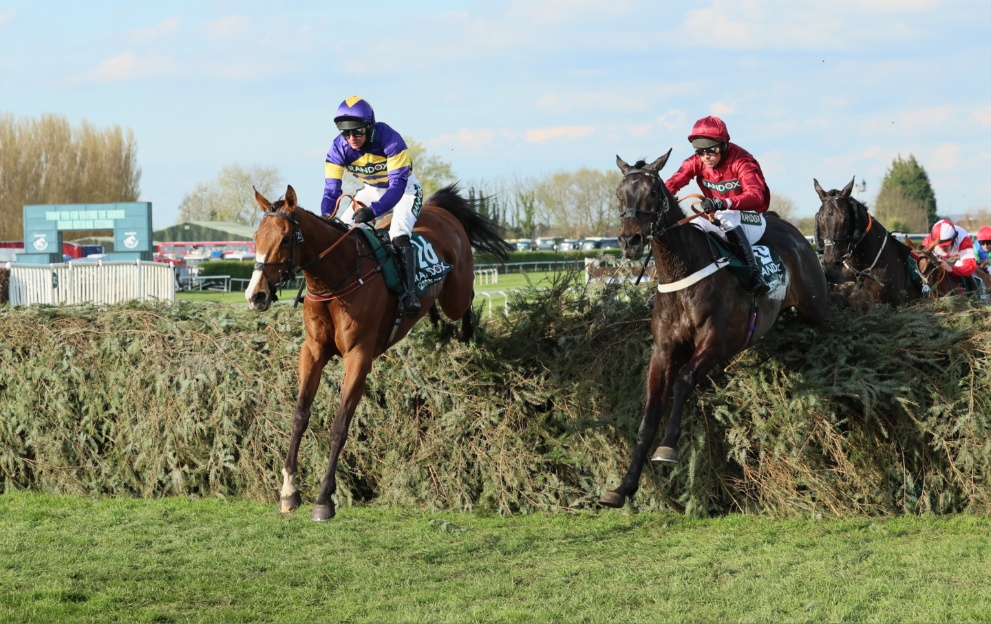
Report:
153,221,256,243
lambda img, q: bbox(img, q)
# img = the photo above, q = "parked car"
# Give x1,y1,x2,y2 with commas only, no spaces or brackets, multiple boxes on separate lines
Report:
556,239,580,251
535,237,558,251
580,237,620,251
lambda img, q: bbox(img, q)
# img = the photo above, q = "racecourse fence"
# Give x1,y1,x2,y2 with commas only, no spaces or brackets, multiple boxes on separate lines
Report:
8,260,176,306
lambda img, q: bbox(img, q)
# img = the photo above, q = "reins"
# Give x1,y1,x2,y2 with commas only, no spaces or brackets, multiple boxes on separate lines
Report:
256,194,379,306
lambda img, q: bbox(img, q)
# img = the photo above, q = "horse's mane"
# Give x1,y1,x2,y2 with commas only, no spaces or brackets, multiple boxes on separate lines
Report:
268,196,350,233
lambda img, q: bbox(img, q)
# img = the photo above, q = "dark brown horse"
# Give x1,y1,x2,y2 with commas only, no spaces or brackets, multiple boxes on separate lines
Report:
600,152,828,509
814,177,925,306
247,184,513,521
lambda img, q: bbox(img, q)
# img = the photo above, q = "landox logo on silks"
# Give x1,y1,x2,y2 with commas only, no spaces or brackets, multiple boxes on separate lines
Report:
702,178,741,193
347,162,388,176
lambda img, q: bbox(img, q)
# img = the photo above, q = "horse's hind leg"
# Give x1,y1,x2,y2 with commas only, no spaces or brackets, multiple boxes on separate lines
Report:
281,339,333,514
458,306,474,342
311,349,374,521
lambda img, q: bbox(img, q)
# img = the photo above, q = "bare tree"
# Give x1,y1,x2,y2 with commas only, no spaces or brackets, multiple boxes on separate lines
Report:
0,113,140,240
178,164,281,226
535,168,622,239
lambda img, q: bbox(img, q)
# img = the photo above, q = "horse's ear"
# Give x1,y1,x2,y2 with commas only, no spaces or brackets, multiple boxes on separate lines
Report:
285,185,297,212
253,186,272,212
645,148,672,174
903,235,915,249
840,177,856,198
616,155,632,174
813,178,827,200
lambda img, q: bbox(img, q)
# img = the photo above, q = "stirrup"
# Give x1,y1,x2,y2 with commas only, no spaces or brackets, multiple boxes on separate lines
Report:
400,294,421,318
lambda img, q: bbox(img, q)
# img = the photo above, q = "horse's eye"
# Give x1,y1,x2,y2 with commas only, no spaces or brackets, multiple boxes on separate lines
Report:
280,236,291,247
650,187,659,197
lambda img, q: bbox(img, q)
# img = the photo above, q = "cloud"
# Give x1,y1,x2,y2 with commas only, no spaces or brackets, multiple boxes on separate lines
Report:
85,51,178,83
128,16,182,44
433,128,499,150
202,15,250,39
0,9,15,29
929,143,961,172
525,125,596,142
710,102,736,116
656,111,687,131
537,91,649,115
972,106,991,127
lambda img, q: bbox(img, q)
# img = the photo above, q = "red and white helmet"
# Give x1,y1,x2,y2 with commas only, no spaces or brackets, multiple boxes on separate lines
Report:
930,219,958,247
978,226,991,242
688,116,730,149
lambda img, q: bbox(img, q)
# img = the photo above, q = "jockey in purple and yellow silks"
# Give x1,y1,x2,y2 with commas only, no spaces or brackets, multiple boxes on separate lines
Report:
321,96,423,317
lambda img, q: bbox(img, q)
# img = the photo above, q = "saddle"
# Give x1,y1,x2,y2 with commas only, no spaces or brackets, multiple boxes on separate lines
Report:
354,225,453,295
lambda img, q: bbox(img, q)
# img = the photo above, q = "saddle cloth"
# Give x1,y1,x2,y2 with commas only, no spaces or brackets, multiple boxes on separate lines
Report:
355,226,453,295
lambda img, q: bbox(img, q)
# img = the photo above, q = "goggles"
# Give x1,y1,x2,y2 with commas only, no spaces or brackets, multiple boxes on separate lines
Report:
341,127,368,138
694,145,722,156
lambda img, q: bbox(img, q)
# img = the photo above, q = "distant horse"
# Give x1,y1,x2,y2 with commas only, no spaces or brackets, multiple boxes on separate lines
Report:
600,152,828,509
814,177,925,306
906,238,991,298
247,184,513,521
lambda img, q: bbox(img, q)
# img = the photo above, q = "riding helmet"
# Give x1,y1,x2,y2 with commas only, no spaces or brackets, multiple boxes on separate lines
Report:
335,96,375,131
931,220,958,247
978,226,991,243
688,116,730,149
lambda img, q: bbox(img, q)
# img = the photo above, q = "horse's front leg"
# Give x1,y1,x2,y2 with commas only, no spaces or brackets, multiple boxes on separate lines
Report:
311,349,374,521
600,350,673,508
653,341,724,462
281,339,333,514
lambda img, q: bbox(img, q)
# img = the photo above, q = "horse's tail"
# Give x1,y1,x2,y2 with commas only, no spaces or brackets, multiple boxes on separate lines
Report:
427,183,515,260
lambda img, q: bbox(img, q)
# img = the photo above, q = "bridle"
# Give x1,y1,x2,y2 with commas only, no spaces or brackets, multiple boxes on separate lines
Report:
619,168,673,239
253,211,304,296
815,197,875,261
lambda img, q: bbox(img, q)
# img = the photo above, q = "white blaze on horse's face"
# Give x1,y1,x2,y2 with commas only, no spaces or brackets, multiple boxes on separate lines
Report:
245,252,268,308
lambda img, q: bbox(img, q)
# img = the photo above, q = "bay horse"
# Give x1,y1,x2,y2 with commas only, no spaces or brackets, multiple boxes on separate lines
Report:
600,152,828,509
247,184,513,521
906,238,991,299
814,177,925,306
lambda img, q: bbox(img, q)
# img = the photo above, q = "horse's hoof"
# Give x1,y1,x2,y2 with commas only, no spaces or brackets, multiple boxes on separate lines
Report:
311,504,335,522
599,491,626,508
652,446,678,462
280,492,302,514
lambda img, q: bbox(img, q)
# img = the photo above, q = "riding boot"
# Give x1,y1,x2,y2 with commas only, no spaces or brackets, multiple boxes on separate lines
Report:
725,226,770,296
394,235,422,318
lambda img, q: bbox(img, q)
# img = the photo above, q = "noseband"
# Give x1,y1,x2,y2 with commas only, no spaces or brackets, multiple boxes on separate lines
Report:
253,211,304,293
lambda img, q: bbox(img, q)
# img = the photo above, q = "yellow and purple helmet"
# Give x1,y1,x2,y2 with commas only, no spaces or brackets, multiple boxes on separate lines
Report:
334,96,375,131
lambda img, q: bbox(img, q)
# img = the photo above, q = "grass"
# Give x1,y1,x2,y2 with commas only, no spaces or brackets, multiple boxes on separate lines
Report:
2,491,991,623
179,270,564,313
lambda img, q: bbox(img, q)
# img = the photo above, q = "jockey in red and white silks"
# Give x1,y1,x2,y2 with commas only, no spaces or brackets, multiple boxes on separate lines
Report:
922,219,978,278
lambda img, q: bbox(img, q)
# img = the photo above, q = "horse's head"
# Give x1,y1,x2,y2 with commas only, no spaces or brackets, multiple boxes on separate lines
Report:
615,150,674,260
814,177,866,284
245,185,303,311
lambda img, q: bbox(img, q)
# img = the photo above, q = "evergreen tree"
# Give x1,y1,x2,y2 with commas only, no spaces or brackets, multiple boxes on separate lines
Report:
874,155,938,230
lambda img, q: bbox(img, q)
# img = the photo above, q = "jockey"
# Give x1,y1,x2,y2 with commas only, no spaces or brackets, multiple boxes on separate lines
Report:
664,116,771,296
321,96,423,318
922,219,980,291
976,226,991,269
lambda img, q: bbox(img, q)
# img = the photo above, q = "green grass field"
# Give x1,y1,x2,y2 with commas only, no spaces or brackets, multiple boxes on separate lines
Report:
179,269,565,316
3,491,990,623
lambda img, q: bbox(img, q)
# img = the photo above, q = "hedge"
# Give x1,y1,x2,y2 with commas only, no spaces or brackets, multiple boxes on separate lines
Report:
2,277,990,517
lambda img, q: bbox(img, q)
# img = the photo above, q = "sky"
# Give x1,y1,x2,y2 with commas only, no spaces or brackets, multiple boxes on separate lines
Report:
2,0,990,232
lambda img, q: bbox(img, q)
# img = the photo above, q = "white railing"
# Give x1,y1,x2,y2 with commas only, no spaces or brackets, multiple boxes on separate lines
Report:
9,260,176,306
474,268,499,285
